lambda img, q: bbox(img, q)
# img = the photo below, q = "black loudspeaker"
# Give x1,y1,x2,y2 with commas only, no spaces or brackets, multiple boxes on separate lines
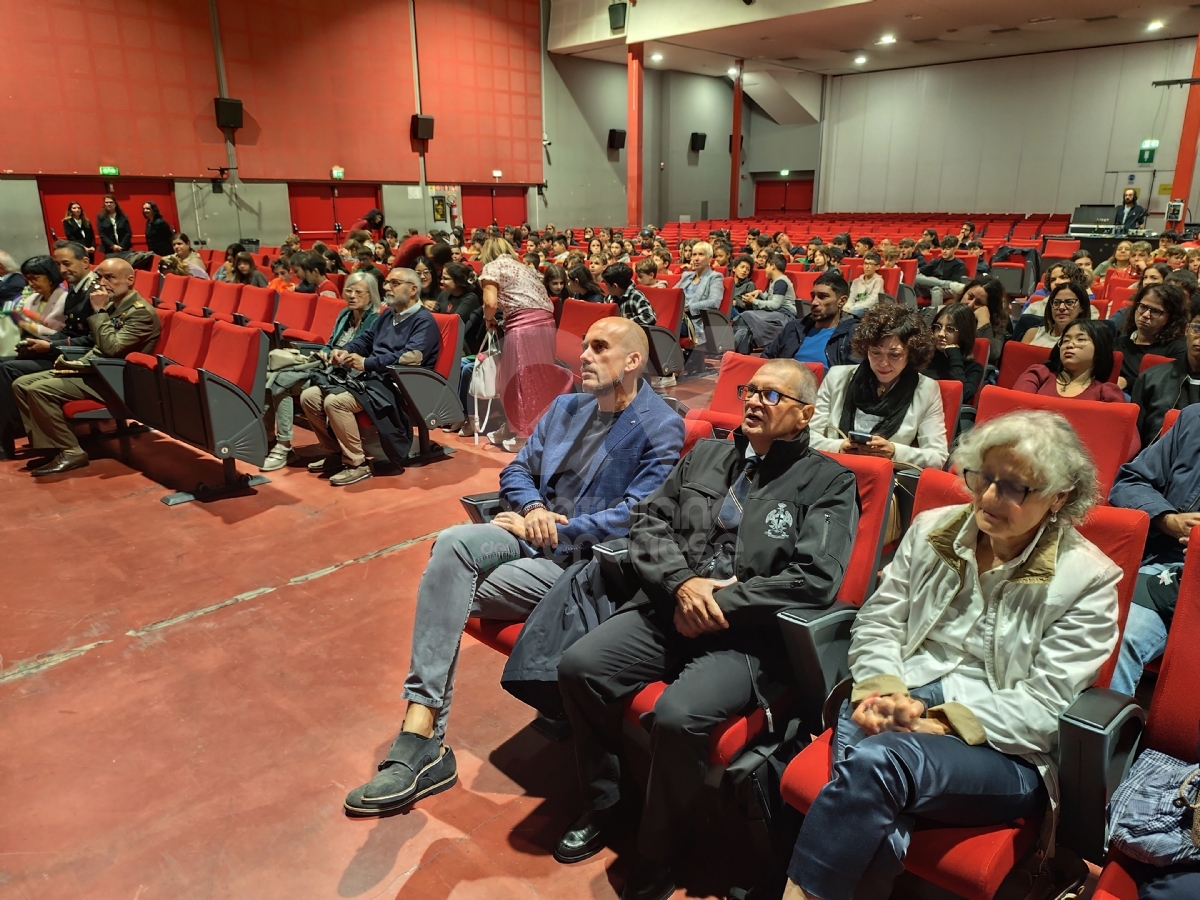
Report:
608,129,626,150
411,114,435,141
608,2,628,30
214,97,243,130
690,132,707,152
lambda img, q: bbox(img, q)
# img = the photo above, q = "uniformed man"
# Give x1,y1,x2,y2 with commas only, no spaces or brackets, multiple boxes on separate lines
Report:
555,358,859,900
12,257,160,475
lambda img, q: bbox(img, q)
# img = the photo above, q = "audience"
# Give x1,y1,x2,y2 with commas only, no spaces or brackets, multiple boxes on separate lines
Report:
0,250,24,305
676,241,724,343
567,264,606,303
479,237,561,452
1021,283,1090,347
1115,282,1189,389
62,202,95,258
267,258,294,293
959,276,1010,365
1093,239,1135,280
230,252,268,287
923,302,984,404
436,261,485,356
914,236,967,307
261,272,380,472
1109,403,1200,696
212,243,246,282
1013,319,1125,401
601,263,656,327
292,252,340,298
300,267,439,485
344,318,684,817
785,410,1117,900
1130,294,1200,443
809,303,948,469
14,256,68,339
557,359,856,900
12,258,160,475
762,271,858,368
846,251,884,315
142,202,174,256
96,195,132,255
733,251,797,354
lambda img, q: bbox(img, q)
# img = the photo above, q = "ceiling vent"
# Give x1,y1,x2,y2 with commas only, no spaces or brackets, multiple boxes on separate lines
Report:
1084,15,1119,22
912,37,939,44
989,27,1021,34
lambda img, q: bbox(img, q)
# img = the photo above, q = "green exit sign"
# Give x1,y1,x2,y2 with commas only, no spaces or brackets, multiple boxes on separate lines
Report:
98,165,119,176
1139,138,1160,165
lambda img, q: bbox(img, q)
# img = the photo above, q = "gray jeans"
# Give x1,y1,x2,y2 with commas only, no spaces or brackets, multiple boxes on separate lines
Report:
404,523,564,742
264,382,306,443
913,273,964,309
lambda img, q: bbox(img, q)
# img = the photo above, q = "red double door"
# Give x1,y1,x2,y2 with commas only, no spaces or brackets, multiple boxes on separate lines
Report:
37,177,179,253
754,178,814,216
460,186,527,232
288,183,383,245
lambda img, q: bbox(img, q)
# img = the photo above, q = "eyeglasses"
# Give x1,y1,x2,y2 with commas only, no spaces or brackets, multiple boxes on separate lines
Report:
1050,297,1080,309
1187,322,1200,335
963,469,1037,506
737,384,804,407
930,323,959,334
1135,303,1167,319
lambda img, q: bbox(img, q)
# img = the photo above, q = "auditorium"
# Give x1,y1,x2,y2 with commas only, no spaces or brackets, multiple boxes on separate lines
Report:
6,1,1200,899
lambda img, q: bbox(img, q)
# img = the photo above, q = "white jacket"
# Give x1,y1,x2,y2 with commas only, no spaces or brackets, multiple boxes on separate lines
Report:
849,504,1121,812
809,364,949,469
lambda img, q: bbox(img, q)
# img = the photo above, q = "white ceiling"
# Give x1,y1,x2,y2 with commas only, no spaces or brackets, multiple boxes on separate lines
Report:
562,0,1200,80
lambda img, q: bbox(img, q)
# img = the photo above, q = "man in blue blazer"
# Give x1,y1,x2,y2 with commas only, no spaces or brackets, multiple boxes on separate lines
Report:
345,317,685,816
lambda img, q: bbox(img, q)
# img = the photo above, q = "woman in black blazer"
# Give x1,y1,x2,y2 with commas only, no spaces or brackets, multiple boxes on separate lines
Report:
62,202,96,257
96,195,132,254
141,201,174,256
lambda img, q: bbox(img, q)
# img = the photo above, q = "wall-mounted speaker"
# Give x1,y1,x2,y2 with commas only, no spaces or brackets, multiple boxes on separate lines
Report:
411,114,435,141
689,132,707,153
608,2,628,30
608,129,627,150
214,97,243,130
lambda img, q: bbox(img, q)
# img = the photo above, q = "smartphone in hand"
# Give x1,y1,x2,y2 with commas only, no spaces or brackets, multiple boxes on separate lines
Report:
848,430,874,445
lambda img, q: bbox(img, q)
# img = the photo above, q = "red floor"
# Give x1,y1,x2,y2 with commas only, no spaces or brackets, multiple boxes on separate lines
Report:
0,375,744,900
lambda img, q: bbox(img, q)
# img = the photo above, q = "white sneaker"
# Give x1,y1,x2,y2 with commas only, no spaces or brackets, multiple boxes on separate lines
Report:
260,443,293,472
651,375,677,392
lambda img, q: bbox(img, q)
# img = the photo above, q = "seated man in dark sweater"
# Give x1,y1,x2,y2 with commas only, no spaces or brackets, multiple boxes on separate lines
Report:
914,236,968,308
1130,295,1200,444
299,267,440,485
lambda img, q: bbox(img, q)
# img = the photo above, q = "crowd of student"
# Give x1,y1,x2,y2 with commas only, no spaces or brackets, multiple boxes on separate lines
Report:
4,208,1200,899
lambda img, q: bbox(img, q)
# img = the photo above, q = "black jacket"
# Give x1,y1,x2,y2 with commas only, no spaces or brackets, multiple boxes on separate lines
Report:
145,216,174,256
918,256,967,281
627,430,858,640
1114,204,1147,231
761,313,858,367
49,272,102,350
63,217,96,250
1131,357,1200,444
97,212,132,253
923,346,984,404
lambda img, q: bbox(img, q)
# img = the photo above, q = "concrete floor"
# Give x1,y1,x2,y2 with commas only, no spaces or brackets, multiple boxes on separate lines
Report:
0,375,741,900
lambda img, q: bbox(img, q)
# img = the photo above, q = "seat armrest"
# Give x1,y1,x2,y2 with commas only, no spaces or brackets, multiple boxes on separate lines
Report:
1056,687,1146,865
460,491,503,524
232,313,249,326
777,602,860,736
87,357,127,402
289,341,325,354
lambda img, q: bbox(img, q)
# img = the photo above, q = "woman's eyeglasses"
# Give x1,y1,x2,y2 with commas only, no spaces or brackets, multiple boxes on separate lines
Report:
1050,298,1080,309
1135,303,1167,319
963,469,1037,506
930,323,959,334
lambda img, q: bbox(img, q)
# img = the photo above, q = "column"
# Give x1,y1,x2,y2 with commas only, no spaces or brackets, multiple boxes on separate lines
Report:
627,42,644,230
1171,33,1200,226
730,59,744,221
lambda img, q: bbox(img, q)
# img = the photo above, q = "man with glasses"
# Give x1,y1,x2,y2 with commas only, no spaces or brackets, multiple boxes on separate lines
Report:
761,271,859,367
554,358,858,900
299,267,439,485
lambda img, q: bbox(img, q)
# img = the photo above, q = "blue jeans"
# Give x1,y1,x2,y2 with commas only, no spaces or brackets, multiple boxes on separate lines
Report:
1111,598,1170,696
788,731,1045,900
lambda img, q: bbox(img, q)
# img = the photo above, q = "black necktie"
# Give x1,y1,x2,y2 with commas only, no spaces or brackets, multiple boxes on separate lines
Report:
717,456,762,535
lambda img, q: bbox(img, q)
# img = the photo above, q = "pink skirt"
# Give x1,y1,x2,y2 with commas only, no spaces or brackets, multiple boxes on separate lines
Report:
497,307,569,438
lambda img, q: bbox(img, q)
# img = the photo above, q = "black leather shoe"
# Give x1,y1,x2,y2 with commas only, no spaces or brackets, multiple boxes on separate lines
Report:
31,449,89,476
622,859,675,900
553,809,613,863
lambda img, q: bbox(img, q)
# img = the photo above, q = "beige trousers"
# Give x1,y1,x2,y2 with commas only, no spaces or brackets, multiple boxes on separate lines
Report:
299,386,366,466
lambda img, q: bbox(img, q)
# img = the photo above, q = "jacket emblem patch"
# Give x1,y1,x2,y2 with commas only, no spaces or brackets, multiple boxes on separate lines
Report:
765,503,792,539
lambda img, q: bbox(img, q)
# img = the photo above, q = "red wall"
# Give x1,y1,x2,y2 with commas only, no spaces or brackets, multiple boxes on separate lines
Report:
1,1,225,177
216,0,421,183
415,0,543,186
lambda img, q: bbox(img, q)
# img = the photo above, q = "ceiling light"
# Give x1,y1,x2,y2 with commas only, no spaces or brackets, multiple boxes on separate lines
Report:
854,55,867,64
780,169,790,176
728,67,739,77
877,34,896,44
651,53,663,62
1148,20,1164,31
905,14,922,19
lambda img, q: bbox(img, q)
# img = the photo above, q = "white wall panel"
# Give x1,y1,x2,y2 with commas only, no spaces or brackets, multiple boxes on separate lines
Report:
820,39,1199,214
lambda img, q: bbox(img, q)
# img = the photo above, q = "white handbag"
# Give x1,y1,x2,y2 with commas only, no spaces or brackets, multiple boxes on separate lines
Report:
469,331,501,442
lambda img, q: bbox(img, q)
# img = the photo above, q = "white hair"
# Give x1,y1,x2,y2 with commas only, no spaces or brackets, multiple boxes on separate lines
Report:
952,409,1099,523
0,250,17,274
343,270,380,306
691,241,713,260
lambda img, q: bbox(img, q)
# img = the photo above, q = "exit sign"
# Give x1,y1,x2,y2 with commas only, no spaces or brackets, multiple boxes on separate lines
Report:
1139,139,1160,165
98,165,119,176
331,166,345,180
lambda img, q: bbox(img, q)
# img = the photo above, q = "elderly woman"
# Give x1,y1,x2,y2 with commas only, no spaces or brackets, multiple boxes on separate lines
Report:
260,271,380,471
1013,319,1125,401
15,256,67,339
478,236,563,452
810,303,948,469
784,411,1120,900
675,240,724,344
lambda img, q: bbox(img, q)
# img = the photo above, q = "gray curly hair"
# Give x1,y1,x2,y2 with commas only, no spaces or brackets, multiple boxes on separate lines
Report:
951,409,1100,523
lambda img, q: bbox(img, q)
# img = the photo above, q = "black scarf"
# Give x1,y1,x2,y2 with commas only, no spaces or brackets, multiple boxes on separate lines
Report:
838,361,920,440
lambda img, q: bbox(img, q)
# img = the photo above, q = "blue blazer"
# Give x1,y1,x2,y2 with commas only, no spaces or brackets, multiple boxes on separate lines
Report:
499,380,686,547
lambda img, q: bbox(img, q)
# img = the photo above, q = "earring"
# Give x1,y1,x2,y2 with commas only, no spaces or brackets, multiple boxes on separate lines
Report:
1050,511,1058,524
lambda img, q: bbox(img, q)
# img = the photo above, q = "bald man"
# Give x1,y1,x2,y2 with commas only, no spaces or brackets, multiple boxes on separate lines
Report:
345,317,685,816
13,258,160,475
555,359,859,900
